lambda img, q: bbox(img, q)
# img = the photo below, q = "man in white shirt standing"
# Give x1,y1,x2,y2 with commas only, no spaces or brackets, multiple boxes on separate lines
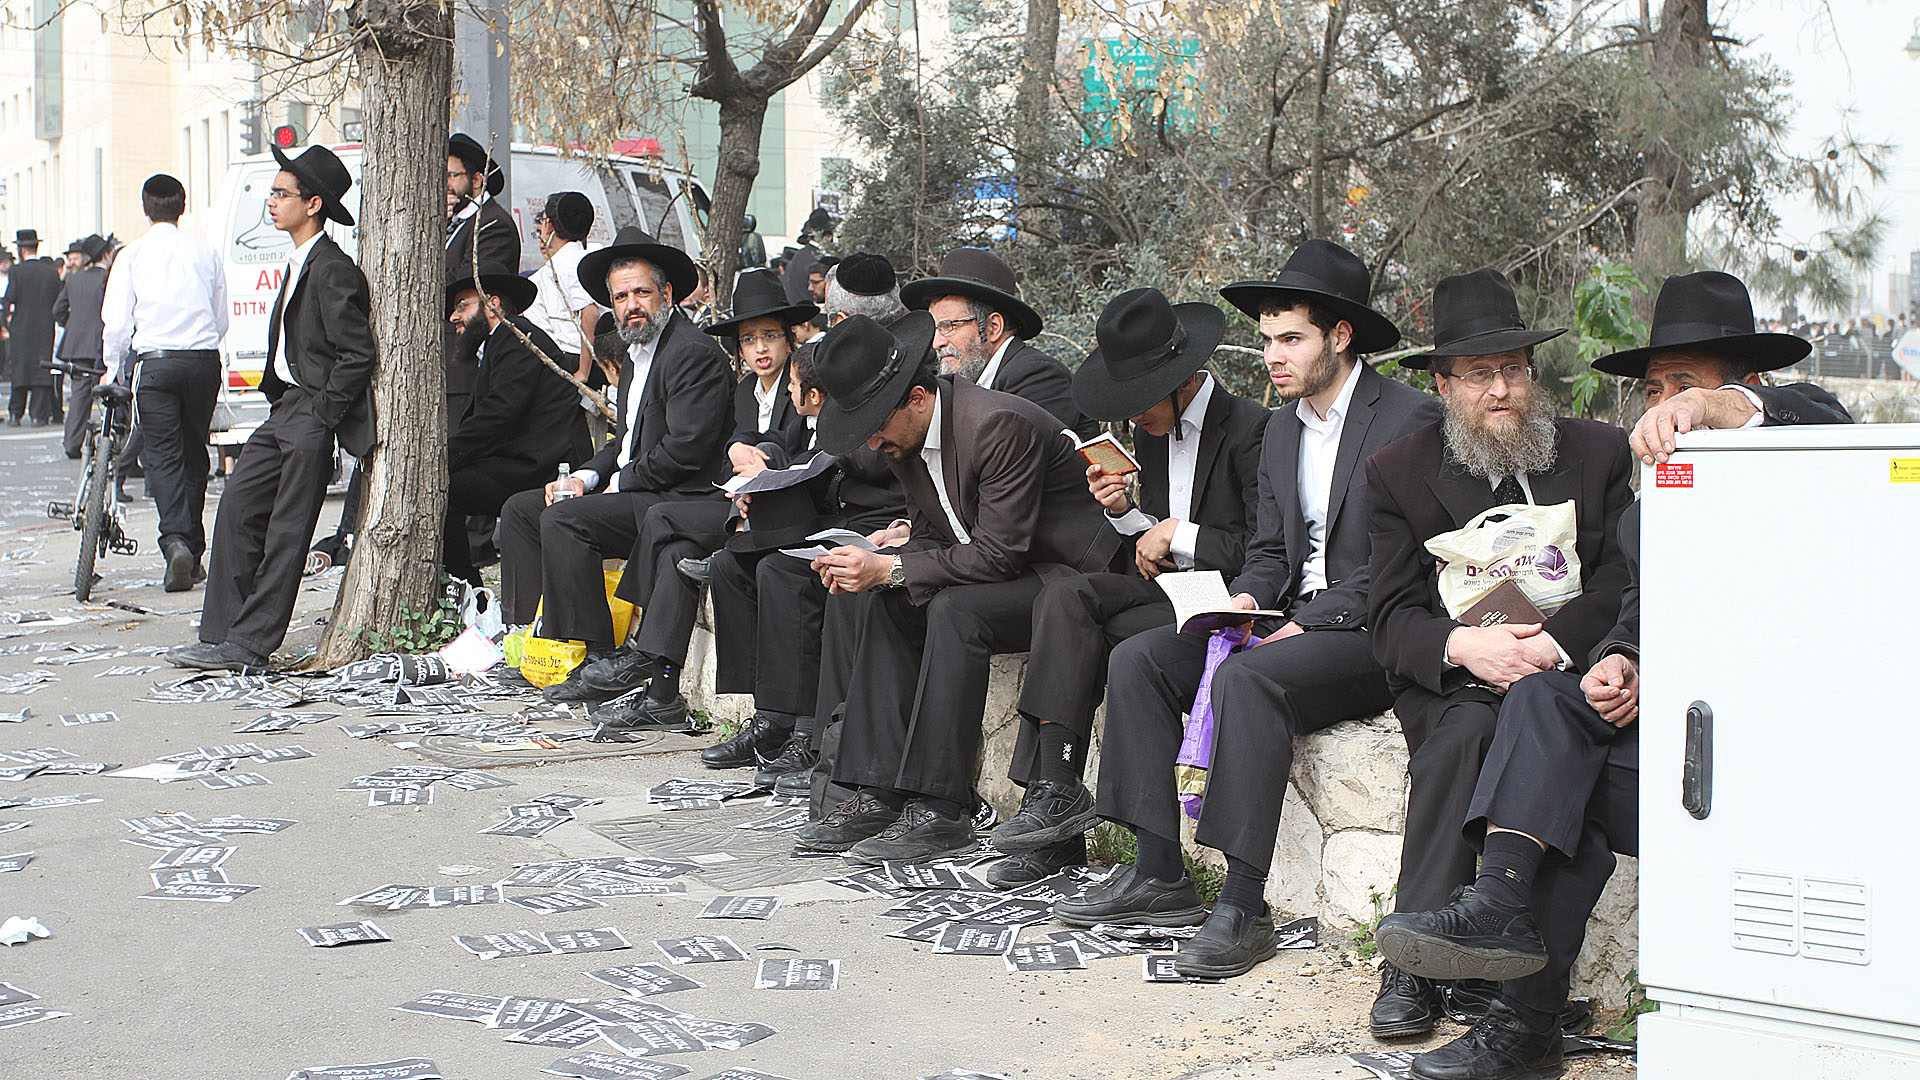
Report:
101,174,229,592
525,191,599,380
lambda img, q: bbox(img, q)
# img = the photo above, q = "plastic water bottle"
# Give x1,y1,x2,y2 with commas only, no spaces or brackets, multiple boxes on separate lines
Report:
553,462,574,501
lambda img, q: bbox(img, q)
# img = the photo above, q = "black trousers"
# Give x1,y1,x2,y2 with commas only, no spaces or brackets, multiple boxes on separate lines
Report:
616,498,731,666
710,548,828,716
1096,621,1391,867
8,381,55,422
1392,684,1505,914
200,389,334,656
498,486,677,644
1012,572,1172,784
135,354,222,560
1464,670,1638,1017
835,574,1046,806
809,587,874,817
444,460,540,585
63,367,99,457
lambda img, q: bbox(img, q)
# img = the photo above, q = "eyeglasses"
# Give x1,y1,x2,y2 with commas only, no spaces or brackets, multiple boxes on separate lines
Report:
1444,363,1534,389
737,330,788,347
265,187,305,203
933,316,978,336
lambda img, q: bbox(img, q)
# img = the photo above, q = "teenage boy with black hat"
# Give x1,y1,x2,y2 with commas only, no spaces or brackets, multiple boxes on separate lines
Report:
1373,270,1848,1080
984,286,1269,889
170,145,374,671
1055,241,1442,979
792,313,1124,863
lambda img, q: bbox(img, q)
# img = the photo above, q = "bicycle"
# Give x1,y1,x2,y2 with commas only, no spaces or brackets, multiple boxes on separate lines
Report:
46,362,138,601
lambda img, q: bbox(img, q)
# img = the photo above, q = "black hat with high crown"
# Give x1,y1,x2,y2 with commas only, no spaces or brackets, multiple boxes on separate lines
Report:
705,268,819,338
1590,270,1810,379
446,260,538,318
270,143,355,226
1073,287,1226,421
577,225,698,308
813,312,939,455
448,133,505,197
79,234,111,263
723,453,845,554
836,252,897,296
1219,238,1400,355
14,229,37,245
1400,268,1566,371
900,248,1044,340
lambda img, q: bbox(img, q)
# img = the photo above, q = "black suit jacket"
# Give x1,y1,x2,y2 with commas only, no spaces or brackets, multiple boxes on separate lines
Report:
729,363,807,451
987,339,1096,438
261,235,377,459
581,308,734,496
1127,381,1269,576
1367,417,1635,712
53,266,108,362
1231,364,1443,629
449,315,591,479
4,257,61,380
1751,381,1852,426
445,199,521,398
832,446,906,533
895,377,1125,603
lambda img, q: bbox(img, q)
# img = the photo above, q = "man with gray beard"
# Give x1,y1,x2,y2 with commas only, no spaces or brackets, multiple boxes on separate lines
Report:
1360,269,1634,1041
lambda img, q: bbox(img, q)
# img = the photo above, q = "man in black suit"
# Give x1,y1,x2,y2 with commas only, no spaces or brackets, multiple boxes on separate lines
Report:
794,313,1124,864
170,145,374,671
54,234,111,458
442,262,591,586
1056,242,1442,977
445,133,520,418
1375,270,1852,1080
901,248,1095,438
983,287,1266,888
1360,268,1635,1042
495,226,732,664
4,230,62,426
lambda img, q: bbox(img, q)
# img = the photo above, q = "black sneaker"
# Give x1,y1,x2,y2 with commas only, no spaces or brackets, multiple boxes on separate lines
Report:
676,556,713,585
794,792,900,854
1174,902,1277,979
1447,979,1501,1024
1375,885,1549,983
163,543,195,593
753,737,817,789
589,689,693,732
1052,864,1207,928
541,651,616,704
167,641,270,672
579,647,662,695
1371,961,1444,1039
986,837,1087,890
990,778,1098,853
701,713,794,770
1409,999,1563,1080
845,800,977,864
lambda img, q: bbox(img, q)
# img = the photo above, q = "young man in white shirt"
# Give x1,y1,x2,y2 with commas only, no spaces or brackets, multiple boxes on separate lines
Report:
525,191,599,381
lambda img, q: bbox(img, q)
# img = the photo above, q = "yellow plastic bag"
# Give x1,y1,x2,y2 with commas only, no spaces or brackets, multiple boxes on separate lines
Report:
516,568,635,688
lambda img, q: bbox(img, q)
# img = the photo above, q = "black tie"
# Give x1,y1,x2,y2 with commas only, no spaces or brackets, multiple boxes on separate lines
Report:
1493,475,1526,506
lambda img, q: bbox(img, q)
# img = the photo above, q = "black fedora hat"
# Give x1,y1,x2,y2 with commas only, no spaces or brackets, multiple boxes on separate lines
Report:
814,312,939,455
270,143,355,226
1219,239,1400,355
448,133,505,197
1073,287,1227,421
1401,268,1566,371
13,229,36,245
900,248,1044,340
1591,270,1810,379
723,452,844,553
705,268,819,338
446,260,538,318
79,234,111,263
577,225,698,308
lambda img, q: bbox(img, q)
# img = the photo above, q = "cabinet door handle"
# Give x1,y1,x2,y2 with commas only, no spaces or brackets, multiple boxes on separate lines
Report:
1683,700,1713,820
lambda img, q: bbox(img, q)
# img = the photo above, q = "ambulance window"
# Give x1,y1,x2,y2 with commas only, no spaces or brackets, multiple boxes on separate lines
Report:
629,171,684,251
229,169,290,267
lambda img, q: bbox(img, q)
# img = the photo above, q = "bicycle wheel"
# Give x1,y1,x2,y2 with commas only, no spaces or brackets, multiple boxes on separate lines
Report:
75,449,109,602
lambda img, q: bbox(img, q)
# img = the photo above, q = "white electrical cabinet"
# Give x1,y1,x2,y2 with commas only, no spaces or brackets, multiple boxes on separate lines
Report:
1638,423,1920,1078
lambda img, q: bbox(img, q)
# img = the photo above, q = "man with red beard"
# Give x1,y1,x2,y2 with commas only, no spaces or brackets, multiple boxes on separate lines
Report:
1360,269,1633,1041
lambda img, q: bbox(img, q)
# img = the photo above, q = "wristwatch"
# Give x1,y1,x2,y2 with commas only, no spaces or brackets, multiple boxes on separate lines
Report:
885,555,906,588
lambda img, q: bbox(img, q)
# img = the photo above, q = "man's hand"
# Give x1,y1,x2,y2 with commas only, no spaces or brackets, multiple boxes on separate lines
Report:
812,547,893,594
1132,518,1180,579
1250,620,1303,647
543,477,587,505
866,521,912,549
729,442,771,477
1581,653,1640,727
1630,387,1759,465
1087,463,1131,514
1447,623,1558,691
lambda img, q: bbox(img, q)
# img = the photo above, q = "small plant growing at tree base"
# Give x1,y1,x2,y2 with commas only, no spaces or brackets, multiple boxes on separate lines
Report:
360,581,464,655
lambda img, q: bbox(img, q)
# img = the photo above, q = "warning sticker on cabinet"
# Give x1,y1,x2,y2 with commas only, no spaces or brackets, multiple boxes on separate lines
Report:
1655,463,1693,488
1892,459,1920,483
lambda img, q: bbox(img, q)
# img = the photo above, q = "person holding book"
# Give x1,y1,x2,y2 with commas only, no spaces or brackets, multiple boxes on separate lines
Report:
985,287,1268,888
1055,240,1443,982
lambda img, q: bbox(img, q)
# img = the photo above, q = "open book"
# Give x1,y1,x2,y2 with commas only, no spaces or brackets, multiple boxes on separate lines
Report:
1155,570,1289,633
1072,431,1140,477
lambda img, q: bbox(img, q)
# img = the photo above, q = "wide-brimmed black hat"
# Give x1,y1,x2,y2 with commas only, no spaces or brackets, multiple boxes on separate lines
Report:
1401,268,1566,371
449,133,505,197
271,143,355,226
1219,239,1399,354
542,191,594,241
901,249,1044,340
577,225,698,307
723,452,843,553
13,229,36,245
78,235,111,263
836,252,897,296
64,239,85,255
447,260,537,318
814,312,939,455
1073,287,1226,420
706,268,819,338
1591,270,1810,379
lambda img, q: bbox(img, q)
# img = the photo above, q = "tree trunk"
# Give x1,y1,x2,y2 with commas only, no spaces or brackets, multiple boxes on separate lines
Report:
1629,0,1710,314
701,97,768,314
1013,0,1059,220
1306,2,1345,239
317,0,454,666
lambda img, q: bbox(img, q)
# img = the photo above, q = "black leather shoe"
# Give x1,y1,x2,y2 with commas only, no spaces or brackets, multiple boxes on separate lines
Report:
773,763,816,799
701,713,793,770
1174,903,1277,979
579,647,662,695
541,652,616,704
168,641,270,672
163,543,195,593
846,800,977,864
115,479,134,503
794,792,900,854
1447,979,1500,1024
990,778,1099,853
986,837,1087,889
754,737,817,789
675,556,712,585
1371,961,1444,1039
1410,1000,1564,1080
1053,864,1207,928
1376,886,1549,983
589,689,693,732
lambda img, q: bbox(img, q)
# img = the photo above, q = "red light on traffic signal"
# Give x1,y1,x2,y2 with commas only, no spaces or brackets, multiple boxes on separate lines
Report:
272,124,299,148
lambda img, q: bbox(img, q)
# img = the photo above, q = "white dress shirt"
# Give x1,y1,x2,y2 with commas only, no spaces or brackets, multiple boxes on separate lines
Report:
753,377,779,434
975,337,1015,391
1295,360,1363,592
574,331,661,493
527,240,594,355
920,387,972,544
268,233,323,388
446,200,479,248
1107,373,1215,567
100,222,230,382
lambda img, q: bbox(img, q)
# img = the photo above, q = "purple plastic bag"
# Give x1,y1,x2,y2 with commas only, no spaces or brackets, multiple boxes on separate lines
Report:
1175,624,1259,819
